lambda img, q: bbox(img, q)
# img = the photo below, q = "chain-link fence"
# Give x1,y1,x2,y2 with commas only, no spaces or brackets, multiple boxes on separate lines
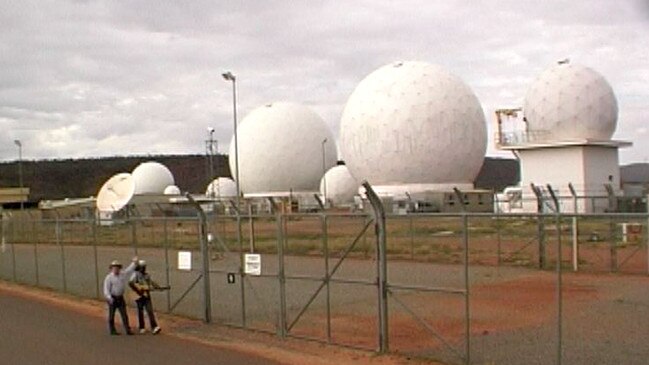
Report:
1,194,648,364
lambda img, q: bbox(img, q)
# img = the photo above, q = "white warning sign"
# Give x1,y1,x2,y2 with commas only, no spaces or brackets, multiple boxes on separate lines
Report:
244,254,261,276
178,251,192,271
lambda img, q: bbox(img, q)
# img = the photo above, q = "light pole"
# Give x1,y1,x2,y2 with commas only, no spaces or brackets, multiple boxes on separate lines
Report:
14,140,23,211
321,138,327,205
222,71,240,205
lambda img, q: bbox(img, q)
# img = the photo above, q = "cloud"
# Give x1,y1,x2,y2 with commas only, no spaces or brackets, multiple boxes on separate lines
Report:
1,0,648,164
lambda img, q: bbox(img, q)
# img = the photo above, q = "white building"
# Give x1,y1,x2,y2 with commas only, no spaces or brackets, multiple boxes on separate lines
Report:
495,62,631,213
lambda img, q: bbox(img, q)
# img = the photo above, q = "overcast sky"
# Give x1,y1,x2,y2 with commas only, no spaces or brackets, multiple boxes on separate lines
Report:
1,0,648,164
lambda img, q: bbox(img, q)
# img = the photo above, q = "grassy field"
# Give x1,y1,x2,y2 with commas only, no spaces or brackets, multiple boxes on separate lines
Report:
2,212,647,274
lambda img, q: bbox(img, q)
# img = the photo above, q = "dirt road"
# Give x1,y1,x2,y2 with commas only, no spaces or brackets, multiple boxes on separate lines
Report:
0,287,279,365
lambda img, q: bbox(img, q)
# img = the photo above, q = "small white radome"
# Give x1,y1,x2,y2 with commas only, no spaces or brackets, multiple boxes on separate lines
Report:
206,177,238,198
320,164,358,206
132,161,175,195
163,185,181,195
229,102,337,194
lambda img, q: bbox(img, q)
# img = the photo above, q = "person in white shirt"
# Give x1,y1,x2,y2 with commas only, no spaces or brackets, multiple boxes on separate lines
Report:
103,257,138,335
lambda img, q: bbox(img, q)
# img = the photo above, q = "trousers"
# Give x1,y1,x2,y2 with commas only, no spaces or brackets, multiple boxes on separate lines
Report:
136,296,158,329
108,295,130,333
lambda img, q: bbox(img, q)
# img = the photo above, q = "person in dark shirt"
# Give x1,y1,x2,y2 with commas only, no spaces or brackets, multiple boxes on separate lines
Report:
129,260,169,334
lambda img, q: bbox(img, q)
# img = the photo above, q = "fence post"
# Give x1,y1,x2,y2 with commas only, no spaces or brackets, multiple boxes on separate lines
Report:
453,187,471,365
494,191,502,267
363,182,389,354
269,198,287,337
609,219,617,272
248,204,255,253
91,217,100,299
6,214,17,282
30,214,39,287
547,185,563,365
163,217,171,313
185,194,212,323
55,213,67,293
130,213,138,256
405,193,415,260
531,184,546,269
568,183,579,272
322,213,332,343
238,205,247,328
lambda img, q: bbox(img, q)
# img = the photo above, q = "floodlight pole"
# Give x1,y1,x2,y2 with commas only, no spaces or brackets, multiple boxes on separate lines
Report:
223,70,246,327
222,71,240,204
14,140,23,211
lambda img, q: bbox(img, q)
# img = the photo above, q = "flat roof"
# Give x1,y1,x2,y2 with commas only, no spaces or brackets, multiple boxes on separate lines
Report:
499,139,632,151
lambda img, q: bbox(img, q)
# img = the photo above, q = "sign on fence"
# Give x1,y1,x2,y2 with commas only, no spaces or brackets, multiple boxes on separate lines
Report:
178,251,192,271
244,254,261,276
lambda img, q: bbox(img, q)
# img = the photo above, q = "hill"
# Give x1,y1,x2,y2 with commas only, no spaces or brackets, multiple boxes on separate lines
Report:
0,154,230,202
0,155,519,202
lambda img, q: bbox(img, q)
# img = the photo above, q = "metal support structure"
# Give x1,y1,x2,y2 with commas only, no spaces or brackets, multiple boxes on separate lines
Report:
363,182,389,354
531,183,546,269
546,185,563,365
186,193,212,323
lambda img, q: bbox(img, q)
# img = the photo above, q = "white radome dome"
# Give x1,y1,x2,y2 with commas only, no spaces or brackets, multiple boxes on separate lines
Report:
320,164,358,206
229,102,337,194
339,61,487,189
163,185,181,195
132,161,175,195
524,63,618,141
206,178,237,198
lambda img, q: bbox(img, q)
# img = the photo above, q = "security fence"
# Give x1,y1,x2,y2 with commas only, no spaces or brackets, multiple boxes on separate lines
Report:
1,190,648,365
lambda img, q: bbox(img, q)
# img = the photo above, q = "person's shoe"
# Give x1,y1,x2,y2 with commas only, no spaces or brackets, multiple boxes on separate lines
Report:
126,330,134,335
152,326,161,335
110,331,120,336
139,328,147,334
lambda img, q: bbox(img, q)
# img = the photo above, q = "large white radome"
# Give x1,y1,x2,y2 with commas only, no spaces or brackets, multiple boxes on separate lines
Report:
339,61,487,188
206,178,238,198
524,63,618,141
132,161,175,195
320,164,358,206
229,102,337,194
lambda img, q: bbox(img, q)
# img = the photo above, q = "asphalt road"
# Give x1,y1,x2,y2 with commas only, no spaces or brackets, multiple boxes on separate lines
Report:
0,289,279,365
